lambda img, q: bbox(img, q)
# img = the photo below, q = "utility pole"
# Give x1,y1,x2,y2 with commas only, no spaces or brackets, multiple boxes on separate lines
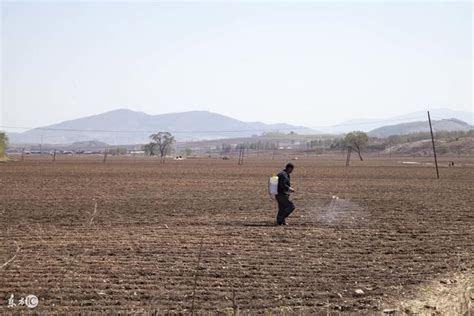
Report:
103,149,108,164
427,111,440,179
345,146,352,167
238,146,244,165
40,134,43,155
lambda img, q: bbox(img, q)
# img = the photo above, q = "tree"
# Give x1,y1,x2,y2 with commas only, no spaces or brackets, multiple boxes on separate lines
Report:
344,131,369,161
148,132,174,163
143,143,155,156
0,132,8,159
185,148,192,156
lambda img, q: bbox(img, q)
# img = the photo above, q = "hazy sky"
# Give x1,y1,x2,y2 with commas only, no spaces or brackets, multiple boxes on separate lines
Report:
1,0,472,131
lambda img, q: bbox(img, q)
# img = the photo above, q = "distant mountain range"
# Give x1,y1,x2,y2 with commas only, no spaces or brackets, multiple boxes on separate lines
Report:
368,118,472,138
320,108,473,133
6,108,473,145
7,109,314,145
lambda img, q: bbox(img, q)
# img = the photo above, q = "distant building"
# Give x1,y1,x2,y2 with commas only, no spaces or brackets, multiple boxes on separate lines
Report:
129,150,145,155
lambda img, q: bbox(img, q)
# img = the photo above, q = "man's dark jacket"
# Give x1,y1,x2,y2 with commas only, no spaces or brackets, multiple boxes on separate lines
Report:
277,170,291,196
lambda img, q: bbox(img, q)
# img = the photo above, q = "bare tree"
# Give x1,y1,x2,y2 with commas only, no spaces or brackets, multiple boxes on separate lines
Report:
344,131,368,161
148,132,174,163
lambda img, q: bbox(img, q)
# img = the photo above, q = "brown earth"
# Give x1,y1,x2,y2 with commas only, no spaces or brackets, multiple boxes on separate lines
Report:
0,155,473,314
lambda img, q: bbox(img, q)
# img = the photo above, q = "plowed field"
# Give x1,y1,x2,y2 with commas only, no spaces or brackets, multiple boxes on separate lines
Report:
1,156,472,314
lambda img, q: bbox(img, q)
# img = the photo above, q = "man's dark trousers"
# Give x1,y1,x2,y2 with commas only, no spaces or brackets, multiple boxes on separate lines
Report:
276,194,295,225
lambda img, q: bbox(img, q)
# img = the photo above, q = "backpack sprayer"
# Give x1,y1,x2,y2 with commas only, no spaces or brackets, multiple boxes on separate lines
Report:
268,174,279,199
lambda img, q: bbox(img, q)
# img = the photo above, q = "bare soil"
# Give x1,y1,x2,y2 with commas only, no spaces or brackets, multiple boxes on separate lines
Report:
0,156,472,314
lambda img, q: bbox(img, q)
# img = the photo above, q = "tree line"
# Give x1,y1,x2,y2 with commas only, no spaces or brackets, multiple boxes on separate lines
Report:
0,132,8,160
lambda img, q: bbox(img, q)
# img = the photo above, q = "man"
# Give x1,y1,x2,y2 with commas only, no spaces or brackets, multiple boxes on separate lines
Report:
276,163,296,225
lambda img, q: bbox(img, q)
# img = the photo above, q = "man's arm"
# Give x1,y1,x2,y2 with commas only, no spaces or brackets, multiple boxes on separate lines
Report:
287,176,294,192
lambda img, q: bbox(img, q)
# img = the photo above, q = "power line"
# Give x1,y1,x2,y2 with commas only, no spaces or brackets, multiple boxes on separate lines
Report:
0,125,311,134
1,115,467,135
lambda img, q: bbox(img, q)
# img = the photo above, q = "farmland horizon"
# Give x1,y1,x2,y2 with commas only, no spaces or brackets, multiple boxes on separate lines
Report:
3,106,473,145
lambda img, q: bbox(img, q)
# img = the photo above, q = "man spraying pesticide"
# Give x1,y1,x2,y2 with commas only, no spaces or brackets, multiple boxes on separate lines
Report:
269,163,296,225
